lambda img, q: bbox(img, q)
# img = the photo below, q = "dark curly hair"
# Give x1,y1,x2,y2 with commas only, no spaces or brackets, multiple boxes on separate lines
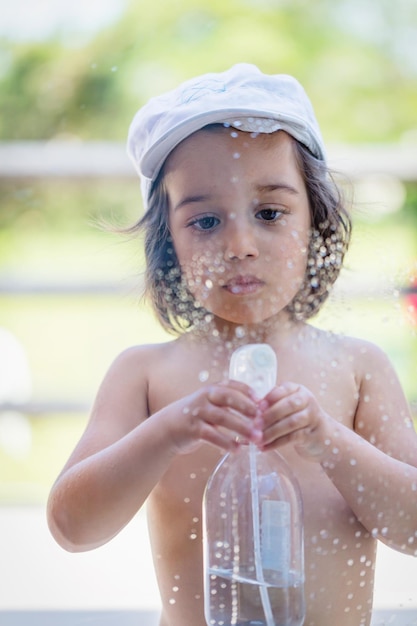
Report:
126,133,352,334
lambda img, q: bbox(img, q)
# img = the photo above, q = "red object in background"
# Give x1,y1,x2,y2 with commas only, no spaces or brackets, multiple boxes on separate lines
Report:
404,279,417,323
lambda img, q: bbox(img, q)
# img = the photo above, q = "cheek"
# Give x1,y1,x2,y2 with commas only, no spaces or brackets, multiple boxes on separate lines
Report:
180,244,225,277
265,228,309,268
290,230,309,269
180,248,227,295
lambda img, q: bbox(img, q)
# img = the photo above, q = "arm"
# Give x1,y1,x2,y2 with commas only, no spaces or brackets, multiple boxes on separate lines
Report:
47,345,260,552
259,341,417,555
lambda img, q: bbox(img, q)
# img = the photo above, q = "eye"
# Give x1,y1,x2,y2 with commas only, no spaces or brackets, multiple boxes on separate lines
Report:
188,215,220,231
255,207,284,222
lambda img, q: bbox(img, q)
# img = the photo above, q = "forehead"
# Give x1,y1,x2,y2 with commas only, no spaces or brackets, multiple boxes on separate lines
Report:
166,126,295,162
163,127,303,187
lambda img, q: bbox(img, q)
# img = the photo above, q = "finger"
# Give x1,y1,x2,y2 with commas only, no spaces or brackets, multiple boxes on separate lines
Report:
221,379,260,401
199,421,240,451
199,415,262,450
261,430,295,451
262,408,310,446
205,405,263,442
262,385,310,426
263,382,300,405
207,385,257,417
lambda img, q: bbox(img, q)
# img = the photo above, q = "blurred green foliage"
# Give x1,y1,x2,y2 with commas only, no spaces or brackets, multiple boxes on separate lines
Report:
1,0,417,143
1,0,417,503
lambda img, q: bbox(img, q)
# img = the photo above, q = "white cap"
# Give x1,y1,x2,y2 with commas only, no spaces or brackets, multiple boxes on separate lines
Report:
127,63,326,211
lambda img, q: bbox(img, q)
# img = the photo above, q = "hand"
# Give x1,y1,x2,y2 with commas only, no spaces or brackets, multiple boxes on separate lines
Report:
167,380,262,455
258,382,335,461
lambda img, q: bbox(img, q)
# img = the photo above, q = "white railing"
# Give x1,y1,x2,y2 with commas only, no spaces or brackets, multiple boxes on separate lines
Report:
1,141,416,415
0,141,417,181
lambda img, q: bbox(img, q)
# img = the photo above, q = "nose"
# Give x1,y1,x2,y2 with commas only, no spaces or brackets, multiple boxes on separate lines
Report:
224,220,259,261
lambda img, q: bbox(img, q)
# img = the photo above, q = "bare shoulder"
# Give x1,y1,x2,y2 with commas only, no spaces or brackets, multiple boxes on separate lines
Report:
111,339,179,371
304,325,404,402
335,333,397,382
57,339,180,474
325,331,416,457
100,339,182,416
308,326,392,375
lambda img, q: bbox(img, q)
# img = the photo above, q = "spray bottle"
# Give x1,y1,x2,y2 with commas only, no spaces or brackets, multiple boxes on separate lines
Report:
203,344,305,626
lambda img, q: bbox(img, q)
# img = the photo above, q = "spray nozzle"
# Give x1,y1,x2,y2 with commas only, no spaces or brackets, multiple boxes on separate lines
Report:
229,344,277,399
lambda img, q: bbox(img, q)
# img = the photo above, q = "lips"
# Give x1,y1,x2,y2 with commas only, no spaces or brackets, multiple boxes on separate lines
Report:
223,275,264,295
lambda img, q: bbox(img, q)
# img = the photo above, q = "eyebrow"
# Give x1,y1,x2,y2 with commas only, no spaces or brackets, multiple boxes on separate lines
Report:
173,194,213,212
173,183,299,212
255,183,299,195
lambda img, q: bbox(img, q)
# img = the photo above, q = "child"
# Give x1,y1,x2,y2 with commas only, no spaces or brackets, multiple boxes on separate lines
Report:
47,64,417,626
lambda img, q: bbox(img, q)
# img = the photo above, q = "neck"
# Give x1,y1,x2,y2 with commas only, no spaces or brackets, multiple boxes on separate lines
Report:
190,309,307,348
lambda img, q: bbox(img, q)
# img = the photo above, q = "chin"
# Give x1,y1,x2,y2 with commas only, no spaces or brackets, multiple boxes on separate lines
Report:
211,304,287,328
194,291,299,328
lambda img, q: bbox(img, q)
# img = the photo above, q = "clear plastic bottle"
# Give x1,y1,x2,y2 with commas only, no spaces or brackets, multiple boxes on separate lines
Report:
203,344,305,626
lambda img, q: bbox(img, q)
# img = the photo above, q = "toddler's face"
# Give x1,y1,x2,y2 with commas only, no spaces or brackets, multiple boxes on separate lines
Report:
164,127,311,327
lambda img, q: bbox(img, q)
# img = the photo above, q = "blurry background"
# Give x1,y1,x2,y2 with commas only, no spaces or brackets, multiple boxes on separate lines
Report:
0,0,416,623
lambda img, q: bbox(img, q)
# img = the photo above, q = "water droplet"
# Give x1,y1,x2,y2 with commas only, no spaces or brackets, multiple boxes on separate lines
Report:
350,458,357,466
347,559,354,566
169,598,176,604
184,497,191,503
172,586,179,592
233,152,240,159
235,326,245,338
199,370,209,382
111,66,118,72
